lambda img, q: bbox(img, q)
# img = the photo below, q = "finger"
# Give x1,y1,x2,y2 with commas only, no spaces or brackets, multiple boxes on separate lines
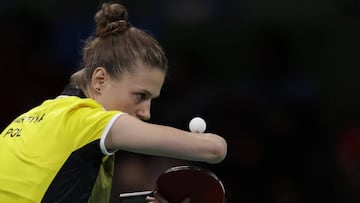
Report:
182,197,191,203
146,195,158,203
153,191,169,203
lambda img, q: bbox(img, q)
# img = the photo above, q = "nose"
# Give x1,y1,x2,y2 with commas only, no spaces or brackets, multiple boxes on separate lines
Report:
136,102,151,121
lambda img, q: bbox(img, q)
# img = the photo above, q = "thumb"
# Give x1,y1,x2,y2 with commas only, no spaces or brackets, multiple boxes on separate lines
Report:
182,197,191,203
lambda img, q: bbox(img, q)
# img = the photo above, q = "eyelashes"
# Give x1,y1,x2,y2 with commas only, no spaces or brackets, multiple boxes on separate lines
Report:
135,92,149,103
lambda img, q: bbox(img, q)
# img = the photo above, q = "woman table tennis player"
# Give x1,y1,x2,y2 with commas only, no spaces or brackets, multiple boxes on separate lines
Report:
0,2,227,203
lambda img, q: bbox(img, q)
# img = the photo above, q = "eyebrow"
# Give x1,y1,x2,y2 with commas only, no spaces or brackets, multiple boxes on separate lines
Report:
140,89,160,99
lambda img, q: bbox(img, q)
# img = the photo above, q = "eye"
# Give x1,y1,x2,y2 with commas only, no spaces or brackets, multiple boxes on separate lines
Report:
135,92,149,102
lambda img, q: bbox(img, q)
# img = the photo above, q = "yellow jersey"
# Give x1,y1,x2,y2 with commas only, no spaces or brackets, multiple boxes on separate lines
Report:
0,88,123,203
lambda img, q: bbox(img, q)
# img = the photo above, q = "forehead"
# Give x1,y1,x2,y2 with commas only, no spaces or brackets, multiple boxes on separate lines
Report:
115,65,165,96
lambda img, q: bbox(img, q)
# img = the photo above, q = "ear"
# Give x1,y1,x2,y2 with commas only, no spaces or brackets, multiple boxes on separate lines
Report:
91,67,108,92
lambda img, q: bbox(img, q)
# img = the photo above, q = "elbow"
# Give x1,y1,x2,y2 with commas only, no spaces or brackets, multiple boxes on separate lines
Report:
208,137,227,164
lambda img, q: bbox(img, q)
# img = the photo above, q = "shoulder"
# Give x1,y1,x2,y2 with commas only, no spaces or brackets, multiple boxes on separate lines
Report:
29,96,113,122
43,96,104,111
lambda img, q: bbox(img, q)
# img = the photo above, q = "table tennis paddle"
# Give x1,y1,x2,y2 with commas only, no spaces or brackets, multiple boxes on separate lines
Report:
119,190,152,203
155,165,225,203
119,165,225,203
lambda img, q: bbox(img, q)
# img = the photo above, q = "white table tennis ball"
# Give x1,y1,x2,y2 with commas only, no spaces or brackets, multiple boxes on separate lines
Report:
189,117,206,133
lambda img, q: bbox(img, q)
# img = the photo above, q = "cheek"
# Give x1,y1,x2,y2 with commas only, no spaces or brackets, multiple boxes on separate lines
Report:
113,97,137,114
103,86,127,110
101,92,125,111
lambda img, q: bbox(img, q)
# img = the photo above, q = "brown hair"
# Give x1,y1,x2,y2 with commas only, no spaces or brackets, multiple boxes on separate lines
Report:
70,3,168,89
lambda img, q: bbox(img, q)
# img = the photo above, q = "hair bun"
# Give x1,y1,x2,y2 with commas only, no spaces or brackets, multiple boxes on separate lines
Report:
95,3,130,37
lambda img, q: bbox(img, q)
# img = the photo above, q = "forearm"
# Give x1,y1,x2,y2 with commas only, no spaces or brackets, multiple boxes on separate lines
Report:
106,114,227,163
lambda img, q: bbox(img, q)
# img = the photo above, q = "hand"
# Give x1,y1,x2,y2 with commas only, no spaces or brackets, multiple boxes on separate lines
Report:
146,191,191,203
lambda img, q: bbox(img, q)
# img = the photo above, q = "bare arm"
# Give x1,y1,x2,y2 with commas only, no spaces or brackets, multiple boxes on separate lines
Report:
105,114,227,164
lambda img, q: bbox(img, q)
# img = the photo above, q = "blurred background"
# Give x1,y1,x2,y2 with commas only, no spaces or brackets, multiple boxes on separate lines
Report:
1,0,360,202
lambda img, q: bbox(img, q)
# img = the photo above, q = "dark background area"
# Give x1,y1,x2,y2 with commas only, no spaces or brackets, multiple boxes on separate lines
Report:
1,0,360,202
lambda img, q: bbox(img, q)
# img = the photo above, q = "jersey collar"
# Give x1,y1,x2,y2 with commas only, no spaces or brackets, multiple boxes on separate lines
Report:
60,85,87,98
